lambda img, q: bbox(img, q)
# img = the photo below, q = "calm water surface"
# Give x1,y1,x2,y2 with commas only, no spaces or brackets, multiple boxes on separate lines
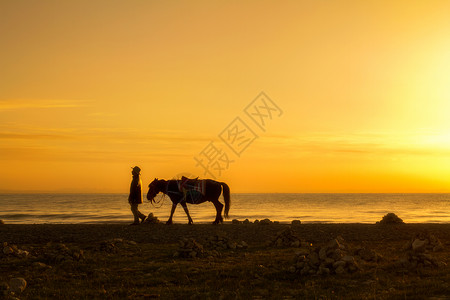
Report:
0,193,449,224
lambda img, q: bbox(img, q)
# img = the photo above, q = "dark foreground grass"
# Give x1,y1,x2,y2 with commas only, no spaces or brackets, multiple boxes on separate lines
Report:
1,223,450,299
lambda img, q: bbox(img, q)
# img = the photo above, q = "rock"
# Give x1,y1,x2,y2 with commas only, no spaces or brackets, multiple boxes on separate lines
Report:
292,236,359,276
377,213,404,225
243,219,250,224
259,219,272,225
204,234,247,252
3,246,14,255
411,239,427,252
270,228,302,248
232,219,241,224
308,252,320,266
16,249,29,258
9,278,26,294
357,248,378,262
319,248,327,260
254,219,259,224
32,262,51,269
291,220,301,225
333,260,346,269
175,238,204,258
143,213,160,224
326,239,342,250
291,240,301,248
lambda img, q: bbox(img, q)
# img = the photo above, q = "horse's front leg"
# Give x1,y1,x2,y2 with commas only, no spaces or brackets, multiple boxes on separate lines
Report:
166,203,177,225
180,202,193,225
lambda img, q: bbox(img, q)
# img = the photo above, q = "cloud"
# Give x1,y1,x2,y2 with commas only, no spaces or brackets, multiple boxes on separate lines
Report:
259,131,450,157
0,99,88,111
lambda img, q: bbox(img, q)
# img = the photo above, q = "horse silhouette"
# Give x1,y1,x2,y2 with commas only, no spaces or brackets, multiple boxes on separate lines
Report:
147,177,230,224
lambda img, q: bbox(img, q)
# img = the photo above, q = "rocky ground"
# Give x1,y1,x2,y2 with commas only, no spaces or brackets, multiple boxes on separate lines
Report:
1,220,450,299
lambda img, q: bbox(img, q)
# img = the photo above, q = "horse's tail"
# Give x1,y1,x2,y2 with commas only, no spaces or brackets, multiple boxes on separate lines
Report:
220,182,230,218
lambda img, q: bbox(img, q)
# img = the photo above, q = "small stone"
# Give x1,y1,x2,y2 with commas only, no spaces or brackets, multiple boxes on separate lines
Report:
32,262,50,269
326,239,341,250
342,255,356,264
358,248,377,261
291,240,300,248
335,266,346,274
332,249,343,260
412,239,427,252
232,219,241,224
243,219,250,224
333,260,346,269
16,249,29,258
402,240,413,251
319,248,327,260
9,278,26,294
3,246,14,255
309,252,320,266
291,220,301,225
318,266,330,275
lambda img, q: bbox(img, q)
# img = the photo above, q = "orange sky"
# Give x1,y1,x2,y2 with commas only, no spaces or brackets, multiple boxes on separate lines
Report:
1,0,450,193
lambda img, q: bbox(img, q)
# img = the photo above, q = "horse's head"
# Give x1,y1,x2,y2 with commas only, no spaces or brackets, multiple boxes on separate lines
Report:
147,178,161,203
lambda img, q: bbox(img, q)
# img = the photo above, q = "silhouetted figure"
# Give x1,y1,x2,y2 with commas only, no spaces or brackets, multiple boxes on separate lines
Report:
129,166,146,225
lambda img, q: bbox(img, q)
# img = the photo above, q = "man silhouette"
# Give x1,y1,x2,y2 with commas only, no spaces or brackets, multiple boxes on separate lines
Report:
129,166,146,225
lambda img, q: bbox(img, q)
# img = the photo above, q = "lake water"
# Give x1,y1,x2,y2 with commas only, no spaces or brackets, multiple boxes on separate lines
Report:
1,193,449,224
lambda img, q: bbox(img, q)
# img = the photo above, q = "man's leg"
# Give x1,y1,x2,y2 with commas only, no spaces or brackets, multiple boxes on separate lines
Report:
130,203,140,224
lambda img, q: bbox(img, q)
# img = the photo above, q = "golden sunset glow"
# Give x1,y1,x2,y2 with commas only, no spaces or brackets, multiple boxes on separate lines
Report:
1,1,450,193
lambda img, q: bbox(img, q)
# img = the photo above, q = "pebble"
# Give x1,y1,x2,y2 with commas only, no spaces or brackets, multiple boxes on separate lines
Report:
9,278,26,294
3,246,13,255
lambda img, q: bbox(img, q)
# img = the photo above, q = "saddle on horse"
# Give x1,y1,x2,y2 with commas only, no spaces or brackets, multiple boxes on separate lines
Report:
179,176,205,203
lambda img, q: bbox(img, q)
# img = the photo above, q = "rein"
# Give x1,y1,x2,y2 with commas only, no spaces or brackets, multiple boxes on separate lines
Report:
150,193,166,209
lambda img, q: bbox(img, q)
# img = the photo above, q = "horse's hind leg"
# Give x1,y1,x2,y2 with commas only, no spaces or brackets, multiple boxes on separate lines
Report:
180,202,193,225
212,200,224,224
